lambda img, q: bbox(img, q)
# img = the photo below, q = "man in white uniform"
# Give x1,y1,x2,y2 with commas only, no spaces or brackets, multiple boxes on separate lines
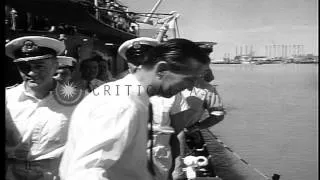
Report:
149,94,190,180
118,37,191,180
59,38,211,180
5,36,77,180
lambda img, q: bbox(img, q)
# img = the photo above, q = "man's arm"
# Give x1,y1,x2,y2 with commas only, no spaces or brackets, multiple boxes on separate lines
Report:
186,114,224,133
5,105,22,148
169,93,196,133
187,86,225,132
170,109,199,133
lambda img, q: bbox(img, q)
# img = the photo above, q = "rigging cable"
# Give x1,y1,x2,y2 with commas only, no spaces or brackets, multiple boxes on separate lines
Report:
95,7,173,17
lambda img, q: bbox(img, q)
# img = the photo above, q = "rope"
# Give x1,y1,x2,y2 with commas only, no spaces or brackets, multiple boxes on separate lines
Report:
202,129,271,180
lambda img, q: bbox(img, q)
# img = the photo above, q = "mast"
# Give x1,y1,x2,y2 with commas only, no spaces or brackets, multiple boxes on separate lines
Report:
265,45,268,57
245,45,248,55
143,0,164,24
94,0,99,19
236,46,238,56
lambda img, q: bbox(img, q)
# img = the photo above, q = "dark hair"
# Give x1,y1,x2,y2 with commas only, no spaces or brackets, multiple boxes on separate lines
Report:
142,38,210,71
79,55,100,72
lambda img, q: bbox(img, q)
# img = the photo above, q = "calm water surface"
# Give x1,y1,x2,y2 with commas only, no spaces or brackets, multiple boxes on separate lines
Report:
209,64,318,180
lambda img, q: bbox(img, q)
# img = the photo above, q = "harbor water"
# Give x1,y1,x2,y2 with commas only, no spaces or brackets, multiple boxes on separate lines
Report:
209,64,318,180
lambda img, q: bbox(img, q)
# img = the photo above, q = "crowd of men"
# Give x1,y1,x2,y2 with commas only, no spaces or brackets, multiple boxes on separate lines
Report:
5,35,225,180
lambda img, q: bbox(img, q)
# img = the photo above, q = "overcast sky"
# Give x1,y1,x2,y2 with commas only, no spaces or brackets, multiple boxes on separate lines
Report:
121,0,318,59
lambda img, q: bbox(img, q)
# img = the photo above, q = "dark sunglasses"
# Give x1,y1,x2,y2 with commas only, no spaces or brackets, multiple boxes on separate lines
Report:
15,62,31,74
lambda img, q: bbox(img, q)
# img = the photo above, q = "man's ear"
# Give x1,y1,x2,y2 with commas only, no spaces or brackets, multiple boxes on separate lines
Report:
154,61,169,78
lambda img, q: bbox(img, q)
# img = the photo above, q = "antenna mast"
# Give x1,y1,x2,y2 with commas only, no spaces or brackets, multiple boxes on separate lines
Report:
143,0,164,24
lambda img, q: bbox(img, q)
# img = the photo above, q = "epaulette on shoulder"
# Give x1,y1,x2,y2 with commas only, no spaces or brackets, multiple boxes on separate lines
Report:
6,83,19,90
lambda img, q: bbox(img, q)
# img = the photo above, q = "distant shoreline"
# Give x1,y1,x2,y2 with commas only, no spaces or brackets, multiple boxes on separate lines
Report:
210,61,318,65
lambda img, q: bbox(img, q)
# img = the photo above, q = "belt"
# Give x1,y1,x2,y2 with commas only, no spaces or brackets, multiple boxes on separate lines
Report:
6,158,59,170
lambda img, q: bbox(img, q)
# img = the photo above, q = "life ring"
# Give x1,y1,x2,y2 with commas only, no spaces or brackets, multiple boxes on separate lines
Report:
196,156,208,167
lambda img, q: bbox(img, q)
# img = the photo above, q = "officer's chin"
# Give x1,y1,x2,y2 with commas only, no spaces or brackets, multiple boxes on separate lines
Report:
26,79,41,87
162,93,174,98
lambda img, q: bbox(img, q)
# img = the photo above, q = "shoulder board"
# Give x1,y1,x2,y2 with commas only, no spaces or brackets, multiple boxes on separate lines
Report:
6,83,19,89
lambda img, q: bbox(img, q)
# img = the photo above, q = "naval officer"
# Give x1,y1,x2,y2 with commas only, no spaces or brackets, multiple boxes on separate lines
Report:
118,37,192,180
5,36,78,180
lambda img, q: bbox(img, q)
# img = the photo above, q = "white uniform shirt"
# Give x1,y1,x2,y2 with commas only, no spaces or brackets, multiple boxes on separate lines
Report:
5,83,76,160
149,94,189,180
59,74,153,180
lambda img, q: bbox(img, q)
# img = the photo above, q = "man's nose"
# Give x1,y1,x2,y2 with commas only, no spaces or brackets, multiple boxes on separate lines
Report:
27,69,37,76
27,66,40,76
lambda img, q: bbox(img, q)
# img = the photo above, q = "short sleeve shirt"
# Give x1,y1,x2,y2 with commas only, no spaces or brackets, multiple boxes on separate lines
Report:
5,83,76,160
